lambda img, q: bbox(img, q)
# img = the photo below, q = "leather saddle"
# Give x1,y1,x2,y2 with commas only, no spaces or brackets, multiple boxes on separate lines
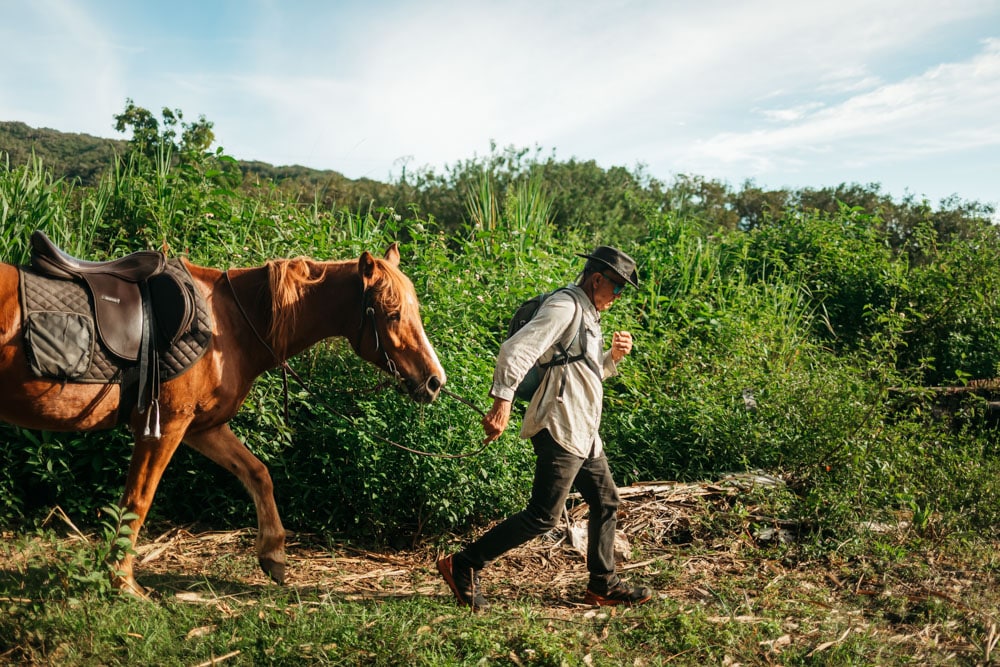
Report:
29,231,197,426
30,231,197,360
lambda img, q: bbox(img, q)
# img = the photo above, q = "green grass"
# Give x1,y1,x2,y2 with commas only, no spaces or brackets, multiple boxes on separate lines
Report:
2,523,998,666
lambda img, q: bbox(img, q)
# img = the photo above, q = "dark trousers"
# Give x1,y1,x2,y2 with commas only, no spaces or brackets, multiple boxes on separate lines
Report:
457,429,622,591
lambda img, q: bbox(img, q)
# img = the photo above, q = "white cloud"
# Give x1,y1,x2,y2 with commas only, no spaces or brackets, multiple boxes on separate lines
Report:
681,38,1000,174
815,66,883,96
2,0,998,205
760,103,827,123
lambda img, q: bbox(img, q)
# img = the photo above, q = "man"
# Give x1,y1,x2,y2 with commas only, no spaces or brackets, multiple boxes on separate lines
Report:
438,246,653,610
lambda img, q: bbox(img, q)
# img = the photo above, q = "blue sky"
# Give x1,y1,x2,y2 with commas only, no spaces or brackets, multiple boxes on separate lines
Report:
2,0,999,213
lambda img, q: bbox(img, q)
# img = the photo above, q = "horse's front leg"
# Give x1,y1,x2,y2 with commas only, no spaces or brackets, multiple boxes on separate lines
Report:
117,426,187,596
183,423,287,584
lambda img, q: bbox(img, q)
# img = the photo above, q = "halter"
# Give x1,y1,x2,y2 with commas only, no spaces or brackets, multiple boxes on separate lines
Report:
358,285,400,381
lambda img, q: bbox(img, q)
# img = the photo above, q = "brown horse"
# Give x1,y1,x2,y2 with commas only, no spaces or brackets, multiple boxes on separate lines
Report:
0,241,445,595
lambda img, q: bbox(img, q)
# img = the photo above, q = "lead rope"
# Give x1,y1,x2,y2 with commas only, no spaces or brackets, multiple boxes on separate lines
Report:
224,271,491,459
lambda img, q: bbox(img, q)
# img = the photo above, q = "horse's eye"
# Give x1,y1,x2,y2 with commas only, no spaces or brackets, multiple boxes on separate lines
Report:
387,311,402,323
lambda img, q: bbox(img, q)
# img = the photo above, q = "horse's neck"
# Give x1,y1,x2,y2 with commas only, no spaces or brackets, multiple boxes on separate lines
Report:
282,261,361,358
226,260,360,364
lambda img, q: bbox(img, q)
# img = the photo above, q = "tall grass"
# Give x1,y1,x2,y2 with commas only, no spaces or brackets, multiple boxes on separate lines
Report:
503,173,555,251
0,154,73,263
464,168,499,236
464,168,556,262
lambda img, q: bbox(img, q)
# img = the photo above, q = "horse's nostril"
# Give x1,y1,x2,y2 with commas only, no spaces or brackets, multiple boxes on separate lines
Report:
427,375,442,392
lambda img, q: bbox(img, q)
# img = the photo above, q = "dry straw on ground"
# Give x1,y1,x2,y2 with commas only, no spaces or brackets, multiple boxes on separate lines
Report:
128,474,777,607
11,473,998,662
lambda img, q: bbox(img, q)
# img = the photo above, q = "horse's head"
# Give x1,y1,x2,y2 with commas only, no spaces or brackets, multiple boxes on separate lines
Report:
352,243,445,403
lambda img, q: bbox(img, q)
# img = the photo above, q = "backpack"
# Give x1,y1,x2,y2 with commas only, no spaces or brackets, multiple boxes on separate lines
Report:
506,287,593,401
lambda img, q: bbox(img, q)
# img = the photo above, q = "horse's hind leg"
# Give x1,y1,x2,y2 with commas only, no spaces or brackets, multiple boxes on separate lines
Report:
183,423,287,584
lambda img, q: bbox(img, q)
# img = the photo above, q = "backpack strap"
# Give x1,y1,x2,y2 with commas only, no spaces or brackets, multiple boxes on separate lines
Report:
538,288,584,365
539,288,602,400
562,289,602,380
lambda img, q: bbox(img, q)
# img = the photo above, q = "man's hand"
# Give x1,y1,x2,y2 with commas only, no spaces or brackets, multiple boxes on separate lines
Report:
611,331,633,363
481,397,512,444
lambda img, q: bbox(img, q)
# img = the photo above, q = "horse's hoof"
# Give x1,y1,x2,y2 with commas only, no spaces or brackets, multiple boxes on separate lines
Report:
259,557,286,584
116,577,150,600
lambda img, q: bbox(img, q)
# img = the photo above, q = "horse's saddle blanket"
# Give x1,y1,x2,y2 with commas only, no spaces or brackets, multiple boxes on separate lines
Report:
18,259,213,383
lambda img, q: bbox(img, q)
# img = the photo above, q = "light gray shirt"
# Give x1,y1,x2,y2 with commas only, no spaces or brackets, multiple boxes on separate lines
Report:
490,284,618,458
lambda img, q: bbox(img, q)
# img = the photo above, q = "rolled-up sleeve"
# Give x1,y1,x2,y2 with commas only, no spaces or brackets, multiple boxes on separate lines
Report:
602,350,618,380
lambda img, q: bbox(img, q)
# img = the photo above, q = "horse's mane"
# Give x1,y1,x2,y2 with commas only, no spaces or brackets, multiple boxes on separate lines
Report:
266,258,321,357
265,255,415,358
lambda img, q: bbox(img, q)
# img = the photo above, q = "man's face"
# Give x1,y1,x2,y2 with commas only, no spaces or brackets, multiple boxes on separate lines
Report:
593,272,626,311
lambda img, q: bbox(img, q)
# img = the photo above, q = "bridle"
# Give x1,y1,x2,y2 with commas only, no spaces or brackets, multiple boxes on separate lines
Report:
357,284,400,383
224,271,489,459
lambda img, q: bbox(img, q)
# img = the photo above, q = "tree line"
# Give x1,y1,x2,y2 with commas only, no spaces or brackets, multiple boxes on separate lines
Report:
3,105,994,257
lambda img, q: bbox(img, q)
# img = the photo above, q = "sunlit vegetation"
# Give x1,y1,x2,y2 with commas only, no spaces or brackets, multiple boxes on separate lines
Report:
1,104,998,664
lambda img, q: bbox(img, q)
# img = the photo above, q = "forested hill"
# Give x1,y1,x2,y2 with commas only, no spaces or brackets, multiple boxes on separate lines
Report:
0,120,357,191
0,120,412,222
0,121,125,186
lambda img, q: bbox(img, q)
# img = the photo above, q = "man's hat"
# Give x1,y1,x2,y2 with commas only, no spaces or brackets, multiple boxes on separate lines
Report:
576,246,639,288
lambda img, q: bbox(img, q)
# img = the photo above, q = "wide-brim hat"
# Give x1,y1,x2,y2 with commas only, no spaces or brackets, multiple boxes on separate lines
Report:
576,246,639,288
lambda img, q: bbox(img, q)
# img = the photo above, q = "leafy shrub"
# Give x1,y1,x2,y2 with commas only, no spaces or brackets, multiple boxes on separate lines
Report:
2,125,1000,554
741,204,901,350
896,223,1000,384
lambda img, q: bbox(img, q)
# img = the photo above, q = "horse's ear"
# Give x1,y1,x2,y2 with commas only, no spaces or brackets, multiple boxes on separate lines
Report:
384,242,400,267
358,251,378,286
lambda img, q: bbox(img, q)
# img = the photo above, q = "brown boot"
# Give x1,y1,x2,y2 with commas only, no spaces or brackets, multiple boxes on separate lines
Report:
583,582,653,606
437,554,489,611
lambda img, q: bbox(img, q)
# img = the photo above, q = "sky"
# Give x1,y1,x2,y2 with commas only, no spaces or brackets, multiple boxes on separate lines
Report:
2,0,1000,213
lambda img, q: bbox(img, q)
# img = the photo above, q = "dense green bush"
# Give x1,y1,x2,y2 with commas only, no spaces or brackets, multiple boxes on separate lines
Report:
1,127,999,552
740,205,901,350
896,223,1000,384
